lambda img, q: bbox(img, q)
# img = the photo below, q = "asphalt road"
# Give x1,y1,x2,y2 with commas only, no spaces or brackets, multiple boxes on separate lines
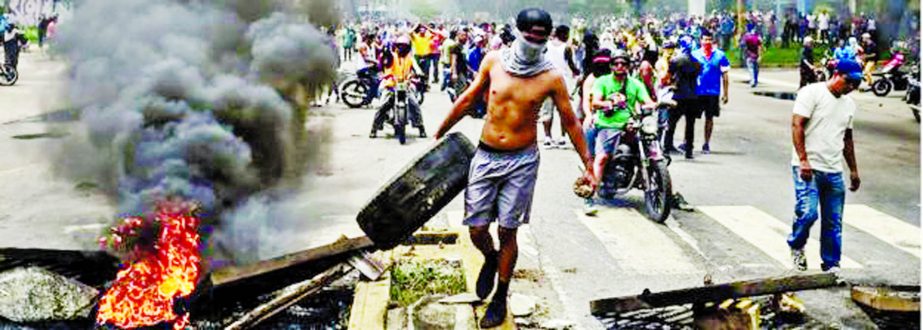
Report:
0,51,918,329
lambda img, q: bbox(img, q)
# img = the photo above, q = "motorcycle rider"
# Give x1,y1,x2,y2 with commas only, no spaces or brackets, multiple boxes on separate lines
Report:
585,49,656,214
370,35,427,139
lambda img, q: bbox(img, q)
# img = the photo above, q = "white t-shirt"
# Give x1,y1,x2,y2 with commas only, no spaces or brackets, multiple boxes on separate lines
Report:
791,82,856,173
546,40,575,87
818,13,829,30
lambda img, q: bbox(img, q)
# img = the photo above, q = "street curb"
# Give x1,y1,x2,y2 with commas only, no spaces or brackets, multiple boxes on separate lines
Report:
348,228,516,330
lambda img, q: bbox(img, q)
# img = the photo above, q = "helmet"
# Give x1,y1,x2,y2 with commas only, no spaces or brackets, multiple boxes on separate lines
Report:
610,49,630,62
516,8,553,36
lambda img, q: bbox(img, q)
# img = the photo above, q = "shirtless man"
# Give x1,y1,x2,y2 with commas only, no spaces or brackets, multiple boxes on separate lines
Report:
434,8,594,328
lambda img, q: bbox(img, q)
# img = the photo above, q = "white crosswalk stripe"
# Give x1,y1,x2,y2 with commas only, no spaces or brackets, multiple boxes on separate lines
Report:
698,205,862,270
575,208,700,275
844,204,920,258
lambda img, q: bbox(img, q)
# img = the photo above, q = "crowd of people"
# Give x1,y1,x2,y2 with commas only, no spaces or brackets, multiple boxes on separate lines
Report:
317,7,889,326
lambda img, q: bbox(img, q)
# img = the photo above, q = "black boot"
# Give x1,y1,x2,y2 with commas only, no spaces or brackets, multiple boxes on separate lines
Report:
479,280,509,328
476,252,498,299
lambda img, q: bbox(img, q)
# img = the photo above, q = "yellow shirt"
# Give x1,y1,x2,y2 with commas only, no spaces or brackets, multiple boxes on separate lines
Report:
382,54,418,88
411,32,433,56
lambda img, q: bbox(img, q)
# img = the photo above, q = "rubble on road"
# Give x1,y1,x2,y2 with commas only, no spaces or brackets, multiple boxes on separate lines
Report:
0,267,97,322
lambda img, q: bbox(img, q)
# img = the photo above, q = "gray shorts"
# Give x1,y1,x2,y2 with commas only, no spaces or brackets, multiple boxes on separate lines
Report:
464,143,540,229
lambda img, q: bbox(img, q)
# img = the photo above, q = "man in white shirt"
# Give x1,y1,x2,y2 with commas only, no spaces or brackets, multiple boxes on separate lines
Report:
539,24,580,148
788,59,863,274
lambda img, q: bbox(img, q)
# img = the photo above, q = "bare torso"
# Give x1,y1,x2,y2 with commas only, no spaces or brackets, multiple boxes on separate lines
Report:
479,53,560,150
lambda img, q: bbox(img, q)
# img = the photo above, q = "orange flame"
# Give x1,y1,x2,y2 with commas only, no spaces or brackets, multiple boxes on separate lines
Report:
97,203,201,329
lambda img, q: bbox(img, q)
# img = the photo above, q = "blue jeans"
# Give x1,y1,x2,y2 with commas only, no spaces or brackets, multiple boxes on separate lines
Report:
787,167,845,270
584,125,598,158
746,58,759,87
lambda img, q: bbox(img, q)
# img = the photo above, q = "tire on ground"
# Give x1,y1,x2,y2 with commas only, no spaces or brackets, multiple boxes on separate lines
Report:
357,132,476,249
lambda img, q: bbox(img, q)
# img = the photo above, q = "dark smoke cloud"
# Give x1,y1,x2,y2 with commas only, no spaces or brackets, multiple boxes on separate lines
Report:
49,0,338,264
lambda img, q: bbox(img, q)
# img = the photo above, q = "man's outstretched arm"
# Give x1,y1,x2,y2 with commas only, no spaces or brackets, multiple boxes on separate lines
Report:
551,74,595,181
435,53,494,139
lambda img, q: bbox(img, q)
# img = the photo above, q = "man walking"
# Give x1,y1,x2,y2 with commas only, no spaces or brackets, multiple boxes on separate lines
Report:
435,8,594,328
665,38,701,159
540,24,580,148
741,27,763,87
691,31,729,154
789,59,862,274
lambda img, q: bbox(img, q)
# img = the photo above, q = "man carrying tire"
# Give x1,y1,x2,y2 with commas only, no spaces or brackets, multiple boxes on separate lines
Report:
434,8,594,328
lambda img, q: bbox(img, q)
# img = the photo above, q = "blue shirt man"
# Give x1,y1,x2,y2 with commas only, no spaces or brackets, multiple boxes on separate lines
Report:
689,32,730,154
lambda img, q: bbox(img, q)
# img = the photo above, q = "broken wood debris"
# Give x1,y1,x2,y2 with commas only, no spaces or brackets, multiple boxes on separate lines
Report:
224,262,353,330
590,272,840,315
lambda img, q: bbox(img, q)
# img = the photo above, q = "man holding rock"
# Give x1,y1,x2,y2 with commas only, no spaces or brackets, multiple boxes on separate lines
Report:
435,8,594,328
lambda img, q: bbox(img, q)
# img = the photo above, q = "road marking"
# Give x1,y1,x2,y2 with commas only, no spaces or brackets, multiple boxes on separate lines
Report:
63,222,108,234
575,208,699,274
698,206,862,270
844,204,920,258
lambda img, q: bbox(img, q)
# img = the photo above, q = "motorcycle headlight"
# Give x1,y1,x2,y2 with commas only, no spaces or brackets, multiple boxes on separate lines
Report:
641,116,658,135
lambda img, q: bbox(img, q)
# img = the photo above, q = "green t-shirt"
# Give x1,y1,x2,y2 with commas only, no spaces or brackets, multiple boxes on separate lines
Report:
591,74,652,129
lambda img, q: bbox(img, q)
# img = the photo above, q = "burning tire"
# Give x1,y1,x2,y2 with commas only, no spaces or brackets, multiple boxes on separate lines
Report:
357,132,476,249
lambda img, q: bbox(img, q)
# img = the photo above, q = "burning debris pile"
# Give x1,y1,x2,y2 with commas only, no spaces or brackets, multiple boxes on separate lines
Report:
96,202,201,329
24,0,341,327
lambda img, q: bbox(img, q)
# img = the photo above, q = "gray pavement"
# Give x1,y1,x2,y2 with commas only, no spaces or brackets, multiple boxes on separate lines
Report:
0,51,919,329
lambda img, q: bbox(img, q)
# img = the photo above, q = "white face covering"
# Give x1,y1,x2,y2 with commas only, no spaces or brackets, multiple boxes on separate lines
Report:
514,37,547,64
500,36,555,77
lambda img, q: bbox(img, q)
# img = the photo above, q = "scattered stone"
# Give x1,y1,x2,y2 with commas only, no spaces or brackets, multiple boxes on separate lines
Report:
539,318,576,330
0,267,98,322
438,293,481,304
408,295,475,330
509,294,537,317
561,268,577,274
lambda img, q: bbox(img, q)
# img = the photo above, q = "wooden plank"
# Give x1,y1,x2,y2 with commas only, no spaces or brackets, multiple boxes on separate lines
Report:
209,235,373,287
851,286,921,312
590,272,839,315
224,262,352,330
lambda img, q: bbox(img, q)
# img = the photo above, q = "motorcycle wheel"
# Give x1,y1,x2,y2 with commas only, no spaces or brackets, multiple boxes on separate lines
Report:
644,161,672,223
872,79,892,97
395,124,406,144
341,80,368,108
0,65,18,86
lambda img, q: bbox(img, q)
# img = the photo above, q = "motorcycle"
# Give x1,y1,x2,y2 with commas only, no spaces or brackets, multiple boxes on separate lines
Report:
341,65,425,108
384,78,419,145
871,52,910,97
0,63,17,86
905,65,920,123
596,101,674,223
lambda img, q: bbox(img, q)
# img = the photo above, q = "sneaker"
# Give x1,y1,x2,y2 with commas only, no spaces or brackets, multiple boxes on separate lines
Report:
791,248,807,271
685,151,694,159
702,143,711,154
556,138,567,147
824,265,841,275
418,127,427,138
369,130,377,138
542,139,555,149
666,146,683,155
584,198,598,216
479,298,508,328
476,253,498,299
678,142,690,153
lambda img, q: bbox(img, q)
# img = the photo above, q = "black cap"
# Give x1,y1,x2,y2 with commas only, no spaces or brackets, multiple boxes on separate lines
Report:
516,8,552,36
